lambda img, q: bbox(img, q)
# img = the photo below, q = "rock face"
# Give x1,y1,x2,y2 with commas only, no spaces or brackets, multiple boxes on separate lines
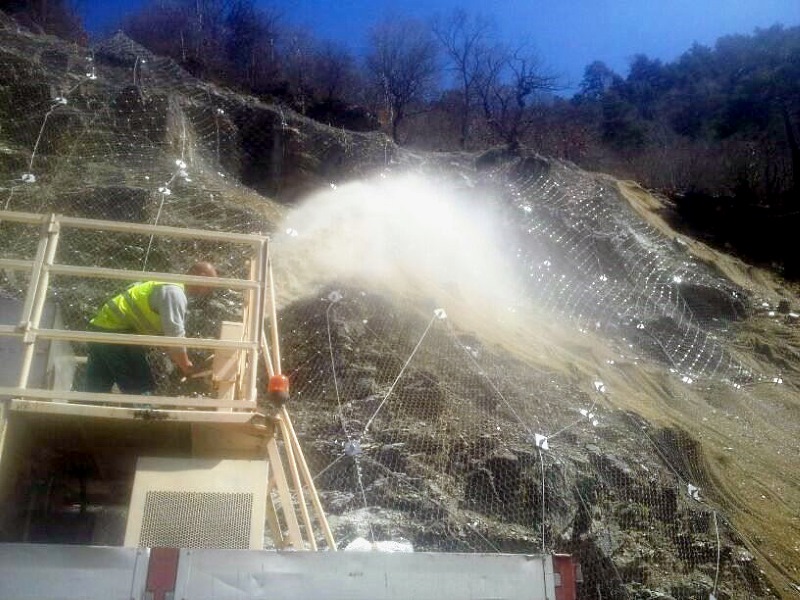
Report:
1,15,798,598
1,27,391,212
280,287,787,598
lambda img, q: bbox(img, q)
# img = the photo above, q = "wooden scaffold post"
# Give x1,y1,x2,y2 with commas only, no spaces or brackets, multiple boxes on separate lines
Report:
258,248,337,551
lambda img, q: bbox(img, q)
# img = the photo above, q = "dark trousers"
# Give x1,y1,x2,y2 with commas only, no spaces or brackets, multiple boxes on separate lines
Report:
85,336,156,394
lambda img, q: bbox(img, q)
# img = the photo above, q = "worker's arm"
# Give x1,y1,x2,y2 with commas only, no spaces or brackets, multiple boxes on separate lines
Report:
168,347,194,375
152,285,194,375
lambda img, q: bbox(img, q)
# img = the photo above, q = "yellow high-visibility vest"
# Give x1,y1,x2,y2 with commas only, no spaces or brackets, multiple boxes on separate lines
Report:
90,281,183,335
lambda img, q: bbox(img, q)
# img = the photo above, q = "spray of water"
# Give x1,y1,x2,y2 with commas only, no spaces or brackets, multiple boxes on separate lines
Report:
273,173,525,321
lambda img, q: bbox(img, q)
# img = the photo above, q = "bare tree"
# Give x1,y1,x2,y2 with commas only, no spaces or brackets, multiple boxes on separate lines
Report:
475,44,559,147
282,27,318,113
180,0,228,73
122,3,192,62
225,0,280,90
432,9,494,149
122,0,229,77
366,18,439,143
311,40,359,103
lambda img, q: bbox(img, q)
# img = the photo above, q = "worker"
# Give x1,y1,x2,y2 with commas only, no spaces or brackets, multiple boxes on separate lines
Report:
84,261,218,394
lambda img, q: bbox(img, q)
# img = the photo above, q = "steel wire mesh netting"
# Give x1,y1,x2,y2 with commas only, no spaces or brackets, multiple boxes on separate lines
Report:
1,21,799,599
278,169,798,598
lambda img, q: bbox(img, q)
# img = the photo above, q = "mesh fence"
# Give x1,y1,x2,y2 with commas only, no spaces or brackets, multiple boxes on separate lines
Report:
276,167,799,599
1,18,799,598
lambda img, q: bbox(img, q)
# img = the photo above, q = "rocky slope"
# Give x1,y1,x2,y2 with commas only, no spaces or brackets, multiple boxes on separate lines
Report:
1,14,799,598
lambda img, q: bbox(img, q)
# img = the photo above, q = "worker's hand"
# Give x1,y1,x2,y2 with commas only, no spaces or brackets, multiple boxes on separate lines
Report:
169,348,194,376
179,359,194,376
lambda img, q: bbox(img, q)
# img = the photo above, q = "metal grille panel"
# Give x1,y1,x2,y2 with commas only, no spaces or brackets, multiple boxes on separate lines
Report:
139,491,253,549
125,458,268,549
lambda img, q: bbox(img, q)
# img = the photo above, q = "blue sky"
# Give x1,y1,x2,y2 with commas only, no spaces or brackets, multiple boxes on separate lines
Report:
82,0,800,92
